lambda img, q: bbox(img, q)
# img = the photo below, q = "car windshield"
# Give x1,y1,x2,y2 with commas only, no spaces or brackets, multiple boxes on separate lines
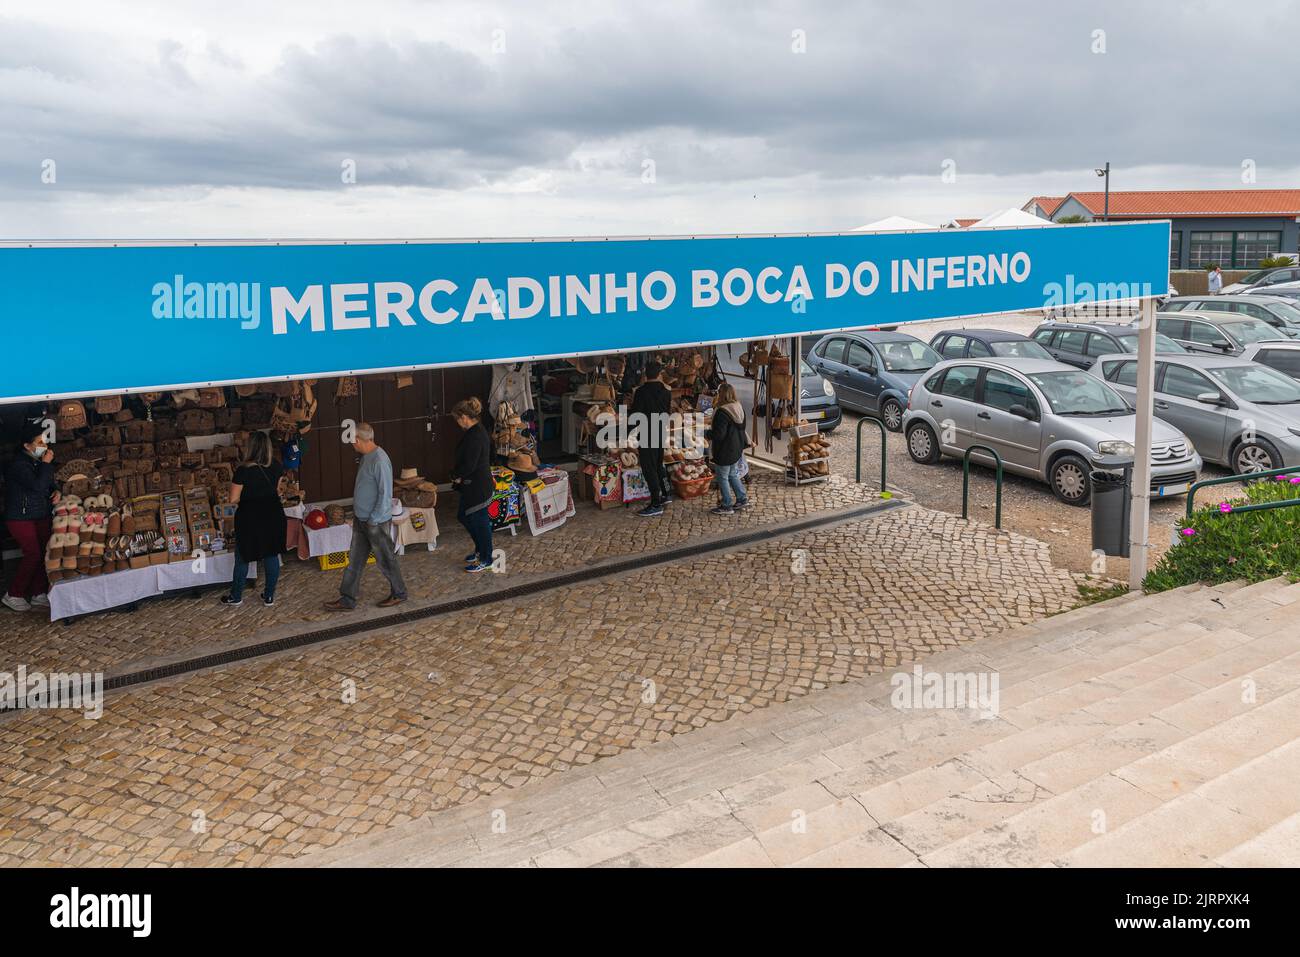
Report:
1265,301,1300,326
990,339,1052,359
877,340,939,372
1224,319,1284,345
1026,370,1132,416
1115,332,1188,354
1207,365,1300,405
800,358,814,376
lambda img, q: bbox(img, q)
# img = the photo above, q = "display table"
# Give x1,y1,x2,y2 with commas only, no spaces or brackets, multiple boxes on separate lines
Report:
294,512,438,560
522,468,576,536
48,552,255,622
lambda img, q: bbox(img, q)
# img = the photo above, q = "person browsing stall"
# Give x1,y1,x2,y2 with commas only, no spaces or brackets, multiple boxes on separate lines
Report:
3,423,59,612
450,398,495,573
220,430,287,607
324,422,408,610
705,382,752,516
631,361,672,517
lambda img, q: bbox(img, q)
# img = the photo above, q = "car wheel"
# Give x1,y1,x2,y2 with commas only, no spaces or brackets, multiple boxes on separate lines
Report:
906,422,942,464
881,398,904,432
1233,439,1281,476
1049,454,1092,506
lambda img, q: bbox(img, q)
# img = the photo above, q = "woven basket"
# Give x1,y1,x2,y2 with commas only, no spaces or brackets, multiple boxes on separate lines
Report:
671,473,713,499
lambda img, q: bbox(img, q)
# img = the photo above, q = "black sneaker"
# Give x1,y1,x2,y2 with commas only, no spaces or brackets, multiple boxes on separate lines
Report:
261,594,275,607
464,552,478,563
734,499,753,511
710,505,735,515
220,595,242,606
637,504,665,517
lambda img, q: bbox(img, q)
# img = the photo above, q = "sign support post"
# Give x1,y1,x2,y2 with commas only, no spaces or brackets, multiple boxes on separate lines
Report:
1128,296,1157,591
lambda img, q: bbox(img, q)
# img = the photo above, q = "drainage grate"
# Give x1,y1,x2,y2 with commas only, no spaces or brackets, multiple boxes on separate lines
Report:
11,499,905,703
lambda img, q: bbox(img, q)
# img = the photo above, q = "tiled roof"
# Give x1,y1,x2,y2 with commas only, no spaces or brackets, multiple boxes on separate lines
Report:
1024,196,1064,217
1061,189,1300,217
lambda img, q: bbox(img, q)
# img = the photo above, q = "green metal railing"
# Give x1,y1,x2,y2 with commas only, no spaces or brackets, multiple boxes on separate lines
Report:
1185,464,1300,520
962,444,1004,529
854,416,887,493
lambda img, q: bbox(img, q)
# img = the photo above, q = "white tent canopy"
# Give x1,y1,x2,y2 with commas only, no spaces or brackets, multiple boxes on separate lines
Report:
968,208,1057,229
852,215,937,232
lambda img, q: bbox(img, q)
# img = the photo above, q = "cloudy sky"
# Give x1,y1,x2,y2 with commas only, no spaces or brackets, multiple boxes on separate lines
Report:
1,0,1295,238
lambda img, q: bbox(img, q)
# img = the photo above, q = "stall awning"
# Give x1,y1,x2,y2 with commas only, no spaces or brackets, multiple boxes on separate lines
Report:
1,224,1169,402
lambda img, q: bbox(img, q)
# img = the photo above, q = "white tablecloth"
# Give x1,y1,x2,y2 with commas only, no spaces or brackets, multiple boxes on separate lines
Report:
300,513,438,558
48,552,255,621
522,469,576,536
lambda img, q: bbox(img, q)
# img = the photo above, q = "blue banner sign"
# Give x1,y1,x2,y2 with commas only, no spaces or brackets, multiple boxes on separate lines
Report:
0,221,1168,401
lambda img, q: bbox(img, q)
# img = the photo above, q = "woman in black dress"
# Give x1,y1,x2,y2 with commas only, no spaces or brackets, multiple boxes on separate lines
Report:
221,431,287,606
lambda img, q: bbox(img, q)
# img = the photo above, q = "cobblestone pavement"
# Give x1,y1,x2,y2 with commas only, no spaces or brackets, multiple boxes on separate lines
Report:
824,408,1243,578
0,498,1083,866
2,471,887,676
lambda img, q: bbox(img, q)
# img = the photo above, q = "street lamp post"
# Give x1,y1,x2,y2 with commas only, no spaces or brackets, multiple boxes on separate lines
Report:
1094,162,1110,221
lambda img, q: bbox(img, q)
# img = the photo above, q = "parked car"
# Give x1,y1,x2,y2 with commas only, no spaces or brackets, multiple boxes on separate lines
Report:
1243,281,1300,305
930,328,1053,361
713,343,842,431
806,331,940,431
1239,341,1300,382
1154,310,1290,356
1221,265,1300,295
1161,295,1300,335
1089,353,1300,473
1030,321,1187,369
903,358,1201,505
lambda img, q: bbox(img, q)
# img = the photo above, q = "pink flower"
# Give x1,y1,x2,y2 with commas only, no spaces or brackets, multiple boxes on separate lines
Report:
1181,527,1197,536
1291,477,1300,485
1218,502,1233,513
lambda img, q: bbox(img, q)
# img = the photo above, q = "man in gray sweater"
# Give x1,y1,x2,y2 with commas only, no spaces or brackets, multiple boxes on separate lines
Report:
325,422,408,610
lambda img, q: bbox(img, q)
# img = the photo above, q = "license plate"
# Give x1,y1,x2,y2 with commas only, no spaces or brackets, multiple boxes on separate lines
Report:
1157,482,1188,497
803,410,826,420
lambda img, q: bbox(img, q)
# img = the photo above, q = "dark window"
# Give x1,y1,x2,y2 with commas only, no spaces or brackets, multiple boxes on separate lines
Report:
1255,349,1300,380
1085,333,1117,358
1032,329,1057,346
1161,364,1217,400
1107,360,1139,387
1170,231,1181,269
982,369,1034,413
967,338,993,358
1054,330,1089,354
1157,316,1188,340
938,335,967,359
1235,231,1282,269
1187,321,1230,347
819,338,845,362
845,342,874,371
1189,231,1232,269
937,365,980,401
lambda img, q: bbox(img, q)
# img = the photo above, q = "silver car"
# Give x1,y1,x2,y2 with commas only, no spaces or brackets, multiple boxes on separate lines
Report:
1155,310,1289,356
903,358,1202,505
1089,353,1300,473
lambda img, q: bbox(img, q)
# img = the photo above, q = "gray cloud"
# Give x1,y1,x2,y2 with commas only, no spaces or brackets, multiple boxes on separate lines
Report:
0,1,1295,224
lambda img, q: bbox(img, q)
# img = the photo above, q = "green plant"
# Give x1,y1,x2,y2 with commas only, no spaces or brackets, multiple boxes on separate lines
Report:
1073,579,1130,608
1055,214,1088,224
1258,255,1295,269
1144,476,1300,592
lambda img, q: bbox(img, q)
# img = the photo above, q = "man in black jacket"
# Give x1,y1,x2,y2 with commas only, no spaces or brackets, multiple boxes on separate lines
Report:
630,361,672,516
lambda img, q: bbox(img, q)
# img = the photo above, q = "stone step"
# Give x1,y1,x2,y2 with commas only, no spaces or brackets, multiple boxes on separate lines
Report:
1214,812,1300,867
1057,733,1300,867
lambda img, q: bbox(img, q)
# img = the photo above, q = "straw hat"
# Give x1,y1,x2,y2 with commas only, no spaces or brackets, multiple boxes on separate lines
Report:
394,467,424,487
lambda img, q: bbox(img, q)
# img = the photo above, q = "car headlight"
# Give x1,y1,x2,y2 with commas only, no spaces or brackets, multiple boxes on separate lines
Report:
822,379,835,397
1097,440,1135,456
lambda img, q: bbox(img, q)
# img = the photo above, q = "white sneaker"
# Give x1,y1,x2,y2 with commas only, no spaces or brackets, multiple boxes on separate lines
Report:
1,593,32,612
30,594,50,608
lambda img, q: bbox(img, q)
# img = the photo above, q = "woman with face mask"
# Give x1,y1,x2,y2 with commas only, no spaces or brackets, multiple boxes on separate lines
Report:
3,423,59,612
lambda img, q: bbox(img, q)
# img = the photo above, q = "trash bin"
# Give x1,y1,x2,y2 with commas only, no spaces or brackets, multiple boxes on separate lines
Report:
1090,467,1131,557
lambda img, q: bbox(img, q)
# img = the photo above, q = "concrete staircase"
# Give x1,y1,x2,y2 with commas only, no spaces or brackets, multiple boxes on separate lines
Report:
291,578,1300,868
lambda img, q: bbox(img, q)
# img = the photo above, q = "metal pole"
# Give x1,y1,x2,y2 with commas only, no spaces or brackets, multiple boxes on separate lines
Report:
1128,297,1156,590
